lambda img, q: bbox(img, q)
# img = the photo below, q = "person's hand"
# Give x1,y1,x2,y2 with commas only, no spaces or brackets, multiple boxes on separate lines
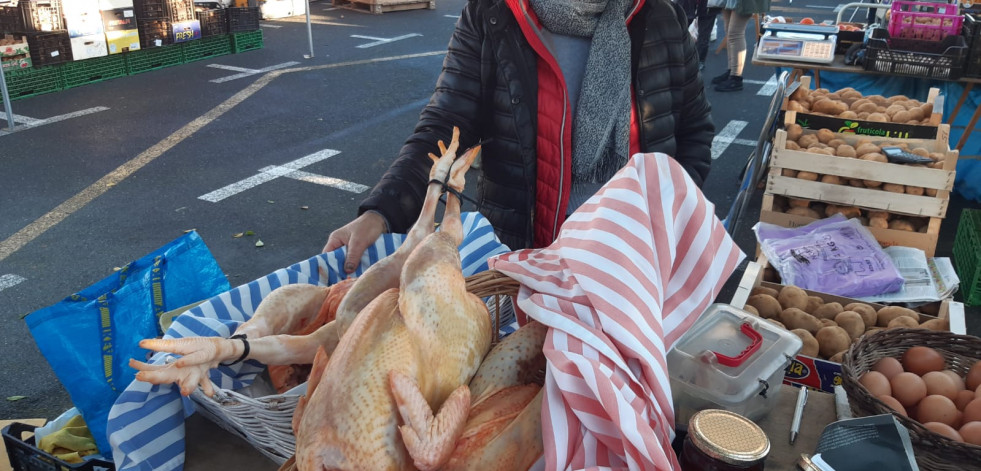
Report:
323,211,387,274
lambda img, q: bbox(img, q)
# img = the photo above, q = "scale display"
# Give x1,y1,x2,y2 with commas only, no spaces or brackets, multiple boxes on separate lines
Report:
756,23,838,64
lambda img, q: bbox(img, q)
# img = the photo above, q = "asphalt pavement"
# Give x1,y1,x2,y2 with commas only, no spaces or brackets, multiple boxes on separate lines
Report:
0,0,976,459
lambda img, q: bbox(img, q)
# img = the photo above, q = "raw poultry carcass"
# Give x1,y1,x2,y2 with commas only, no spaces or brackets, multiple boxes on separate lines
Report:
131,128,536,470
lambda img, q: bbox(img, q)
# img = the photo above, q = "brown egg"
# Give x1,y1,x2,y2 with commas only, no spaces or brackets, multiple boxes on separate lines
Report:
892,372,928,407
902,346,946,376
923,371,960,400
877,395,908,416
923,422,963,442
959,421,981,446
872,357,904,380
860,371,892,397
964,398,981,424
955,390,976,411
918,395,960,427
941,370,967,391
967,361,981,391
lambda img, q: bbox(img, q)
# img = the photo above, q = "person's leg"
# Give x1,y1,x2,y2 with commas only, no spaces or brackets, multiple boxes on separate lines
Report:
711,9,733,84
697,7,718,65
717,11,750,91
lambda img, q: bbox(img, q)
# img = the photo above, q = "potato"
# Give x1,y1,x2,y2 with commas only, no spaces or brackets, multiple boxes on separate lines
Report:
857,112,870,120
827,206,862,219
798,134,819,149
887,316,920,329
855,102,879,114
859,153,887,163
919,318,949,331
797,171,819,181
829,351,848,363
839,110,858,119
786,123,804,142
816,128,836,144
869,216,889,229
841,90,863,100
884,104,905,118
845,303,878,329
777,285,810,310
819,175,843,186
876,306,919,327
868,210,890,221
790,86,810,103
788,198,811,208
787,100,806,112
820,318,838,328
855,143,881,156
910,147,930,157
919,102,934,118
892,110,912,123
782,168,799,178
804,295,824,314
791,329,820,357
889,219,916,231
813,302,844,320
743,304,760,316
835,311,866,340
767,319,787,330
809,147,835,156
785,141,801,151
816,326,852,359
780,307,823,334
867,112,890,122
908,106,926,121
812,98,848,115
848,178,866,188
883,183,906,193
826,138,846,149
786,207,820,218
746,294,782,320
751,286,779,298
835,144,857,158
905,186,925,196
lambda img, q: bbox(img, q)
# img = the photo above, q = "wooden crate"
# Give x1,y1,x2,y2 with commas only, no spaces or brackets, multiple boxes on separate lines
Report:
729,254,967,392
782,75,943,139
333,0,433,14
762,124,958,256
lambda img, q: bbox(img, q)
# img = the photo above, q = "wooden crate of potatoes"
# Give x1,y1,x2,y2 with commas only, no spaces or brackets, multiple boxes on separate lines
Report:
762,122,958,256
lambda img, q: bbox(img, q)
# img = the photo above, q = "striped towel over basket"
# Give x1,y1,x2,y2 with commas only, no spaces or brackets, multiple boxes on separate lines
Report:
106,212,512,471
490,153,746,470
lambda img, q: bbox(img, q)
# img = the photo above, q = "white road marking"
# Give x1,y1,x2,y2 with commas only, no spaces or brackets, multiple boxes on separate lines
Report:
352,33,421,48
711,120,748,160
0,274,26,292
444,14,460,18
1,107,109,135
806,5,837,8
757,74,779,97
260,24,283,28
210,61,300,83
259,166,370,193
199,149,363,203
733,138,757,146
207,64,256,73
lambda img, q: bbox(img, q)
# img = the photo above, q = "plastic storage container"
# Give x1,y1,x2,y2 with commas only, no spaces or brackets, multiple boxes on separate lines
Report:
668,304,803,429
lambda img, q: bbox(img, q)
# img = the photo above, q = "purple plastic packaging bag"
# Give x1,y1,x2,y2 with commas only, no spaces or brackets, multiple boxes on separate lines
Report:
754,215,905,298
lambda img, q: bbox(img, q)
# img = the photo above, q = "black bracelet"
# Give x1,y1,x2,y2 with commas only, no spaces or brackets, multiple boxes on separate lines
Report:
220,334,250,366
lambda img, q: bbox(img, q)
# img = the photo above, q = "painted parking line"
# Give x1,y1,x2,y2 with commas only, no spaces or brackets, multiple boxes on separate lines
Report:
711,120,748,160
756,74,779,97
1,107,110,135
208,61,300,83
352,33,421,48
0,274,26,292
199,149,369,203
260,24,283,28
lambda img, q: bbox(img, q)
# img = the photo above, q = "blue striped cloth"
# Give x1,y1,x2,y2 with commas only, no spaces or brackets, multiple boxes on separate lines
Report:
107,212,515,471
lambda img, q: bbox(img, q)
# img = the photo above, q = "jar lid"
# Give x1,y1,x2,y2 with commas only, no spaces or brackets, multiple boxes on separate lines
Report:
688,409,770,465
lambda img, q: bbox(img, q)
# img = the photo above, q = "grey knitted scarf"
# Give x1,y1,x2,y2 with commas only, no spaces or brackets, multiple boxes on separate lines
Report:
529,0,634,183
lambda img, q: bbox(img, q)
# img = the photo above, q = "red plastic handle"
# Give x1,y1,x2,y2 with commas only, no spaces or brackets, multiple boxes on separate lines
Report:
713,323,763,367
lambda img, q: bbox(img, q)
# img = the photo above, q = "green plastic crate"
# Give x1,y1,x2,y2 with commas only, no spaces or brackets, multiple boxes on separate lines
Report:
182,35,232,63
62,54,128,89
231,30,263,54
2,64,64,100
125,44,184,75
953,208,981,306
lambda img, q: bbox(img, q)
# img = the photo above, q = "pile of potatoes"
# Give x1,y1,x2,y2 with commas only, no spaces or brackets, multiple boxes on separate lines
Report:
770,195,930,233
744,283,949,362
786,86,935,125
782,126,948,175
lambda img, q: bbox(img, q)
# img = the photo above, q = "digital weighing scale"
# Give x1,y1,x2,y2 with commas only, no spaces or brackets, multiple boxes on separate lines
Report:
756,23,839,64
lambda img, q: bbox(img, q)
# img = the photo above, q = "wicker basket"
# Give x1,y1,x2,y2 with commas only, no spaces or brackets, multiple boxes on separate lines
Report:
841,328,981,471
191,269,521,464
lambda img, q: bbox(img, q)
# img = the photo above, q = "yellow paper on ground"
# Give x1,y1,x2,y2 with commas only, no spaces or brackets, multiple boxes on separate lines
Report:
0,419,47,471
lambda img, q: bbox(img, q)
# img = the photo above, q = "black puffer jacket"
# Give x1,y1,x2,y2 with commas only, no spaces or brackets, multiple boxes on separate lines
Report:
360,0,714,251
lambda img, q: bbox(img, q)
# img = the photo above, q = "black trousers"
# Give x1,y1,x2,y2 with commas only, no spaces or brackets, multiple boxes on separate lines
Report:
685,0,721,63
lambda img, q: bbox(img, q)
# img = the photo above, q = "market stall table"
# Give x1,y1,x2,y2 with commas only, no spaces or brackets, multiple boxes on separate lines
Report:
752,50,981,151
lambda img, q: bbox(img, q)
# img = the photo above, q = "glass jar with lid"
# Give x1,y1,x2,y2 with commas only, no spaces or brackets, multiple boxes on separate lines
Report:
679,409,770,471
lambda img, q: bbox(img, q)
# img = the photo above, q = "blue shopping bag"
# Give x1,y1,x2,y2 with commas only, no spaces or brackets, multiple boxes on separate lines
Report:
26,231,230,456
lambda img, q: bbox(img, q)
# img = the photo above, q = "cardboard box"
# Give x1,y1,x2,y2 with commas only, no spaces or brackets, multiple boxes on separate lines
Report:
0,33,29,71
70,34,108,60
762,124,958,257
105,29,139,54
731,255,967,393
64,1,106,38
171,19,201,43
101,7,137,32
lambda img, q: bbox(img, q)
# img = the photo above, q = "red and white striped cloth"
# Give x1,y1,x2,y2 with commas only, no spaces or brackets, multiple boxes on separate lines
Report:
488,153,745,470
